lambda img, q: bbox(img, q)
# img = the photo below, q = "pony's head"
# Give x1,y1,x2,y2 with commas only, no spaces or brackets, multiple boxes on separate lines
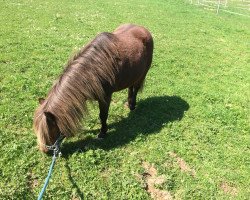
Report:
33,98,61,153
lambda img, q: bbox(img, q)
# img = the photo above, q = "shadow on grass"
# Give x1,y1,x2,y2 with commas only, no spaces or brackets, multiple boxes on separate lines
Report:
60,95,189,197
62,95,189,156
64,160,84,199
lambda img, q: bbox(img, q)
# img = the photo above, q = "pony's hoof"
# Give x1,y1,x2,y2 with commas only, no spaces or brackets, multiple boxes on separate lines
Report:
129,105,136,111
97,132,106,139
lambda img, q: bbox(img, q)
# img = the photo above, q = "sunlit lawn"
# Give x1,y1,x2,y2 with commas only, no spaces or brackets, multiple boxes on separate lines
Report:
0,0,249,199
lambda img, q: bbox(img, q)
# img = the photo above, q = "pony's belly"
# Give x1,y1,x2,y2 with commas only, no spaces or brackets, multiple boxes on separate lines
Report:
113,68,146,92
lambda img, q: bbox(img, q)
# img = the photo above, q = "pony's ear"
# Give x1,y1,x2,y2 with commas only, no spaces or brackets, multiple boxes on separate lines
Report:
44,112,56,124
38,98,45,105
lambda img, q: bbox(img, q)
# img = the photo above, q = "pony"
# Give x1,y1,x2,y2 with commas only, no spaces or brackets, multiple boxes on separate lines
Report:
33,24,153,153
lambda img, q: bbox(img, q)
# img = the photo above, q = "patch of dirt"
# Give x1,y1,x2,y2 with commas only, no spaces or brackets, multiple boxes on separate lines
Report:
101,168,112,180
71,196,80,200
27,172,39,189
140,162,173,200
220,182,238,196
124,101,133,110
169,152,196,177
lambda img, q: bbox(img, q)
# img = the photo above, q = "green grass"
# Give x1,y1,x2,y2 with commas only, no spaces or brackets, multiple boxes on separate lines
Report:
0,0,249,199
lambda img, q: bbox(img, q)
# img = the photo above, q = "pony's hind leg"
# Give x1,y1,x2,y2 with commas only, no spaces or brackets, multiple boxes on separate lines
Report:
98,95,111,139
127,81,144,111
127,86,135,111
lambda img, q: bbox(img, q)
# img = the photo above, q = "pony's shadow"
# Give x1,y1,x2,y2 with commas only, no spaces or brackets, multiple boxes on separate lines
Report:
62,95,189,156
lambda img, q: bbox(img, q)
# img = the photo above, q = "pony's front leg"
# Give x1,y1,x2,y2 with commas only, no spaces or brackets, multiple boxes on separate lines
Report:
98,95,111,138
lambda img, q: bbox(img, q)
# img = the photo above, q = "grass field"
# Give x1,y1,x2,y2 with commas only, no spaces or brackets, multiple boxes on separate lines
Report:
0,0,249,199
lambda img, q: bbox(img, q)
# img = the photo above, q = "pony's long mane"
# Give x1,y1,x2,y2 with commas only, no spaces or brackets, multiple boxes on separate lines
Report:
34,32,119,142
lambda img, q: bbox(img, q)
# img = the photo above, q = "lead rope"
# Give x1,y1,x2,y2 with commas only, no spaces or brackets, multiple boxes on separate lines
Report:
37,135,65,200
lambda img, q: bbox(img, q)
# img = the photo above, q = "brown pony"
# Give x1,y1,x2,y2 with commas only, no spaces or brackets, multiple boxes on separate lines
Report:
34,24,153,153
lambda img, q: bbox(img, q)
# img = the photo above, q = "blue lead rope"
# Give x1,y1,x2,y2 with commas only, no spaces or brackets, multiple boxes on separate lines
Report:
37,135,65,200
37,154,57,200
